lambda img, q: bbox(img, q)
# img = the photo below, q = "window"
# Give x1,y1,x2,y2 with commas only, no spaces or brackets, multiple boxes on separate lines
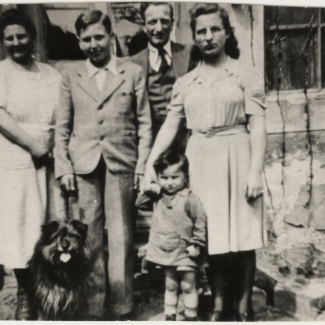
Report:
44,2,147,59
43,3,91,60
111,2,148,57
264,6,325,91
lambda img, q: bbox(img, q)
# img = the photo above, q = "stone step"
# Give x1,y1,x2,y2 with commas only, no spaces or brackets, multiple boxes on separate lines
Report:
256,231,325,321
274,280,325,320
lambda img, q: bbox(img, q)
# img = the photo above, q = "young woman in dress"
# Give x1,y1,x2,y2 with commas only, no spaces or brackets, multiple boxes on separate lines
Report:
142,3,267,321
0,9,61,320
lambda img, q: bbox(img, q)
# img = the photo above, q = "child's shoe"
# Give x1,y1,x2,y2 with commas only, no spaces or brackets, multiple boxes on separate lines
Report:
236,312,254,322
166,314,176,321
210,310,223,321
184,315,198,321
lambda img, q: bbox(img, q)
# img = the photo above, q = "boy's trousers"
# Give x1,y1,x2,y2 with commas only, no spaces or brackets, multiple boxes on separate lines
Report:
71,157,135,317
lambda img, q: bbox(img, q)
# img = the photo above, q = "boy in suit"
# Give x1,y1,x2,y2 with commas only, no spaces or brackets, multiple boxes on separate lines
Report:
54,10,152,320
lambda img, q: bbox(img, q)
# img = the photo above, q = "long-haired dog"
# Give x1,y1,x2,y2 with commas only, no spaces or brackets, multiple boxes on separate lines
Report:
28,220,89,320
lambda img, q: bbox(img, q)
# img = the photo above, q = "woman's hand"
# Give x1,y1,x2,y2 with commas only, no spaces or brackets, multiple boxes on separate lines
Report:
140,166,158,194
246,169,263,201
29,139,49,158
0,110,51,158
149,183,161,195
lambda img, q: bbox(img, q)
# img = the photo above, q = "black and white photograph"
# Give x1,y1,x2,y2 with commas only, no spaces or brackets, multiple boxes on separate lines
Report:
0,0,325,321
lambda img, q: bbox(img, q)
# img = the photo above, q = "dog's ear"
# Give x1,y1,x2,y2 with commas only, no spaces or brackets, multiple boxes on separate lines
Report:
41,221,60,239
71,220,88,242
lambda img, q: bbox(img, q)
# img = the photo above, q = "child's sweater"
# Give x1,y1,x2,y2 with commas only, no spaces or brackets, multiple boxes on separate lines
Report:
138,188,207,267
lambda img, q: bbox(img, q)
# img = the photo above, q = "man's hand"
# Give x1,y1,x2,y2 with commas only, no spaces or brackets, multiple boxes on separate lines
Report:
186,245,200,258
61,174,76,192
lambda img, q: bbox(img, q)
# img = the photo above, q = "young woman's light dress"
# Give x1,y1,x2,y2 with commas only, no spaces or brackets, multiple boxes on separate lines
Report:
167,57,267,255
0,58,61,268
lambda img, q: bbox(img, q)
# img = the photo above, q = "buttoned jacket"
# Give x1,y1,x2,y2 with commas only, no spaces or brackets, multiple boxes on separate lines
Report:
130,41,192,83
54,59,152,179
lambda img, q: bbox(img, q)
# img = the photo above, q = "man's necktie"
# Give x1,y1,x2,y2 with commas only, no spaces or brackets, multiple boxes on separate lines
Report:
158,47,169,75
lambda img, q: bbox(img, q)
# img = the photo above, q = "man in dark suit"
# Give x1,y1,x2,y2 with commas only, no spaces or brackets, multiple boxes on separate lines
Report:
131,2,192,144
54,10,151,320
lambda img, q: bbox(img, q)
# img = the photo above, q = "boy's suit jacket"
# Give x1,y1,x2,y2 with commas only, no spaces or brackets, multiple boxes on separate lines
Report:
54,59,152,179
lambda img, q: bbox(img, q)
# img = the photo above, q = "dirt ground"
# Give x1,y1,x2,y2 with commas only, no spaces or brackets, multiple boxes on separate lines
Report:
0,266,297,321
5,226,325,321
4,226,325,321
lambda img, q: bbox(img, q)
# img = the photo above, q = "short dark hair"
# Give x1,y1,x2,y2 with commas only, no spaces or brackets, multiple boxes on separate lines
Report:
0,9,37,42
75,10,112,37
140,2,174,23
189,3,240,59
154,150,189,177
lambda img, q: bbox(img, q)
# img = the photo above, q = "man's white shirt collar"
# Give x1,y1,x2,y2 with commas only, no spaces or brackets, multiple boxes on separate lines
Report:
86,55,118,78
148,40,172,72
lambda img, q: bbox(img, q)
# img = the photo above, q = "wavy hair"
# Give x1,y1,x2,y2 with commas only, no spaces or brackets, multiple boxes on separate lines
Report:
189,3,240,60
154,149,189,179
0,9,37,41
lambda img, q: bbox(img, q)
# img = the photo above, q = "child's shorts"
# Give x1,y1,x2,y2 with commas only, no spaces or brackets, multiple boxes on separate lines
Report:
147,260,199,273
175,265,198,272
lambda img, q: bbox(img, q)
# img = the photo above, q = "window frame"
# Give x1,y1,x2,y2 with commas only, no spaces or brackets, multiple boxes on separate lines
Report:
264,6,324,93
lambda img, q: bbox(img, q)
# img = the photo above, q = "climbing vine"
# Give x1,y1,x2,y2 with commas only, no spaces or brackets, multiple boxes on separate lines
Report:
274,6,286,209
263,170,275,210
302,9,317,209
263,7,317,213
248,5,255,67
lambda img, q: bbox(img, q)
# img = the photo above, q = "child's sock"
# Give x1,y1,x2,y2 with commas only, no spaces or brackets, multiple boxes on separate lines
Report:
164,286,178,316
184,306,198,318
164,303,177,316
183,288,198,318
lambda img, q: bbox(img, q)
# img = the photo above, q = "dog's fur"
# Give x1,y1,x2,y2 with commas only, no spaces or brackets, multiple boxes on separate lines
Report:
28,220,89,320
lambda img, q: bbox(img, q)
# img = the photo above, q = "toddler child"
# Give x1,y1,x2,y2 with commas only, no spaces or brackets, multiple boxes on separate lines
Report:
140,150,207,321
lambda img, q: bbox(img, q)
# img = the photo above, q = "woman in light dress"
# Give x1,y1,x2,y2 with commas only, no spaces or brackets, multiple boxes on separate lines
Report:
142,3,267,321
0,9,61,320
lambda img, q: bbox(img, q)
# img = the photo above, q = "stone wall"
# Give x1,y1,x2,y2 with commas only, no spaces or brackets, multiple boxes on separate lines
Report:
265,92,325,233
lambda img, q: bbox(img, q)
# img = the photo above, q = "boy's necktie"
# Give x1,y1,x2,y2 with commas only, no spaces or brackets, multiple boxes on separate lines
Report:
158,47,169,75
95,67,108,92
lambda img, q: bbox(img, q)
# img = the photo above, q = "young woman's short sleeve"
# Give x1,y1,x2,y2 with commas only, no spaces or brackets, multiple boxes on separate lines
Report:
166,77,186,119
243,67,266,116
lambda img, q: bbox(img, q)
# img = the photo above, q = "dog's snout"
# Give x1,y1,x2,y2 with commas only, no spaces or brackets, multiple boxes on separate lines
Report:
61,239,70,250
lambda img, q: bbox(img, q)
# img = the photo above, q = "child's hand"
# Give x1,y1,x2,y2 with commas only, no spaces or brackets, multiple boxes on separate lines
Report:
186,245,200,258
150,183,161,194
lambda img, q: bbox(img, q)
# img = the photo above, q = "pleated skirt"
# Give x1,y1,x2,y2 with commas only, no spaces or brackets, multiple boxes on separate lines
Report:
186,130,267,255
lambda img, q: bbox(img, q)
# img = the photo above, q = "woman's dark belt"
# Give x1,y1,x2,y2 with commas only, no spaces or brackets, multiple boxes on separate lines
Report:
191,124,247,138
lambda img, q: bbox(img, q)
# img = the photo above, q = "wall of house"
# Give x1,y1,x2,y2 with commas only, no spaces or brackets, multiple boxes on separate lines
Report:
265,86,325,233
1,2,324,233
175,2,325,234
